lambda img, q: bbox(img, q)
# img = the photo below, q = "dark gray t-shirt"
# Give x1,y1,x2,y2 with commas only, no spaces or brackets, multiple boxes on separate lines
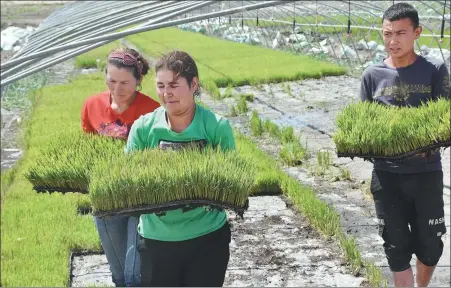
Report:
359,55,450,173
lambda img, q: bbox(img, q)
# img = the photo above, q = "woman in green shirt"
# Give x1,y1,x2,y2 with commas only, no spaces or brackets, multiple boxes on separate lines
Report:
125,50,235,286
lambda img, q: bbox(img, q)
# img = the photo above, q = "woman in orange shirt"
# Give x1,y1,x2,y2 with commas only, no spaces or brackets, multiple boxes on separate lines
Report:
81,47,160,287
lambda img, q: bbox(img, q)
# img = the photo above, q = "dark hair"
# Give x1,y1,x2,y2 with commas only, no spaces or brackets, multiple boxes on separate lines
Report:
106,47,150,80
154,50,200,96
383,2,420,29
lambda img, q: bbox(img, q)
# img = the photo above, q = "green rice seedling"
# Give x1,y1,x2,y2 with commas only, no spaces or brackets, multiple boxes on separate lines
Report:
74,41,120,71
312,150,332,176
229,105,238,117
126,28,346,88
339,167,352,181
239,93,254,102
75,58,98,69
317,151,332,168
333,98,451,158
254,82,265,91
365,261,387,287
237,97,248,114
280,126,296,144
281,175,340,237
2,71,111,286
24,131,124,192
279,141,308,166
89,148,256,216
252,170,283,195
201,79,220,99
312,165,327,177
280,166,385,286
263,119,271,131
235,133,283,196
1,169,16,204
222,84,235,98
264,119,282,138
282,82,292,96
250,110,263,136
338,232,363,275
75,195,92,215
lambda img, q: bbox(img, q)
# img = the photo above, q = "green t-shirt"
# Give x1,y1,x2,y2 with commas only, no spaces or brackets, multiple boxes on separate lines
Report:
125,104,236,241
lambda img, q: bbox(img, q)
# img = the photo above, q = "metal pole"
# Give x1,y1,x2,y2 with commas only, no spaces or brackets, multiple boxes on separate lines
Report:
1,1,202,76
1,1,291,86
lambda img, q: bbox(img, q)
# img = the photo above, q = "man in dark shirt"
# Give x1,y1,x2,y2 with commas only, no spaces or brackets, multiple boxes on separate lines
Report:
359,3,449,287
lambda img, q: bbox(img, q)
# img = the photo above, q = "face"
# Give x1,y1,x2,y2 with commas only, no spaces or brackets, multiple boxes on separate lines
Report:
382,18,422,59
106,64,140,103
156,69,198,116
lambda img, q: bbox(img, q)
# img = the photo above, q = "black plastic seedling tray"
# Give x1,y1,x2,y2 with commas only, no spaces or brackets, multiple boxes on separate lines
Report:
337,140,451,161
93,198,250,219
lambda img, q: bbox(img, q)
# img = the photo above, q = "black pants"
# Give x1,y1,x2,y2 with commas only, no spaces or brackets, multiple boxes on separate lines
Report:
370,170,447,272
138,222,231,287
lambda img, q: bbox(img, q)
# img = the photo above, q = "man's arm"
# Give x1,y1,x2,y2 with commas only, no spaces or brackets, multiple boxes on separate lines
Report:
432,63,450,99
359,70,374,102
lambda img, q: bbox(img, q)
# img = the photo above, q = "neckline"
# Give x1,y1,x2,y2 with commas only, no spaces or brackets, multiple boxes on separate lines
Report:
164,104,198,135
382,54,421,71
107,91,140,115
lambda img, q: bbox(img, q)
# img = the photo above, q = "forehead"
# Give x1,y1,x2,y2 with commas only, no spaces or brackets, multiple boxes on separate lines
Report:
156,69,184,83
382,18,415,31
106,64,135,79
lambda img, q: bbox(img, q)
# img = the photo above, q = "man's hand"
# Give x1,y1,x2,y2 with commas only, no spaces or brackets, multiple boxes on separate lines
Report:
418,148,441,159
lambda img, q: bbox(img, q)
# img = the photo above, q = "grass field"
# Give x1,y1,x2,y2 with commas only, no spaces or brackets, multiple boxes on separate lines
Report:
124,28,346,89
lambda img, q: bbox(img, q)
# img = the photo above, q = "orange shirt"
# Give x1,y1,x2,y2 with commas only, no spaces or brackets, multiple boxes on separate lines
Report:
81,90,160,139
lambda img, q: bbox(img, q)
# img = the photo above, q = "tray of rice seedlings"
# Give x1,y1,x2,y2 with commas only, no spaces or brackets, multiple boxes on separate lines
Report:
90,147,256,219
25,131,124,193
333,98,451,160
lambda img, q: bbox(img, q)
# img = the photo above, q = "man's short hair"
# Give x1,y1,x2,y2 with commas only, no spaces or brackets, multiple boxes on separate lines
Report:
383,2,420,28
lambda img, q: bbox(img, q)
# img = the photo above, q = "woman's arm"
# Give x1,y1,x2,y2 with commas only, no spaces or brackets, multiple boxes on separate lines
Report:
125,116,146,153
215,118,236,151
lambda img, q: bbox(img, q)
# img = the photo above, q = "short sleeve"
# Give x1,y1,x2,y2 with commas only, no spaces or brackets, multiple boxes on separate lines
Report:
81,99,95,133
432,63,450,99
359,69,373,102
215,119,236,151
125,116,146,153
